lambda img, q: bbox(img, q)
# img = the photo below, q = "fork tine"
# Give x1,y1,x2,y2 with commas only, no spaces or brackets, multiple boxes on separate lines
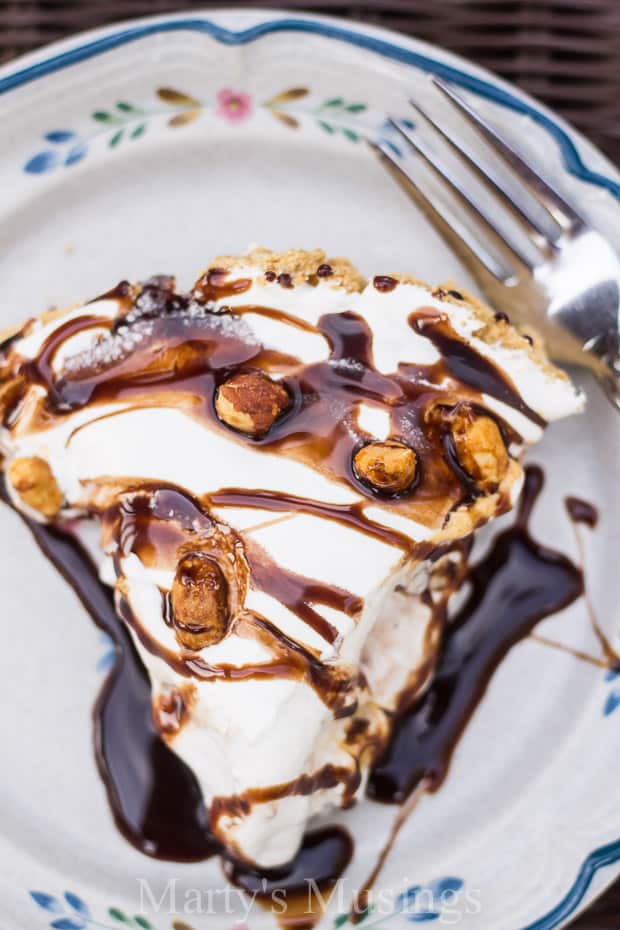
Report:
371,140,515,284
431,77,585,232
408,98,561,253
388,118,536,271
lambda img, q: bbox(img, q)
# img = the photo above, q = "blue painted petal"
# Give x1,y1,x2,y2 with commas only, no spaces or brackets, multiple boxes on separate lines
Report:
426,877,463,898
380,139,402,158
408,913,440,922
396,886,422,907
381,117,415,134
24,150,60,174
65,143,88,166
605,668,619,682
604,691,620,717
29,892,63,913
45,130,76,143
50,920,86,930
64,892,90,917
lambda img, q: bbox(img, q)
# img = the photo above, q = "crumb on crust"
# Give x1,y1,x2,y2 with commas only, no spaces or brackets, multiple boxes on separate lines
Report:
436,280,566,381
3,253,567,392
436,458,523,544
207,247,366,293
367,272,565,382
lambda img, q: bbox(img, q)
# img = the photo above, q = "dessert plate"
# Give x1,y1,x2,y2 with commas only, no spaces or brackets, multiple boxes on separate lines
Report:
0,9,619,930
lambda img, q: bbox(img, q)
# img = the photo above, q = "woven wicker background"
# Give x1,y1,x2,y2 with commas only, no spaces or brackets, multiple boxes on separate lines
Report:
1,0,619,165
1,1,619,927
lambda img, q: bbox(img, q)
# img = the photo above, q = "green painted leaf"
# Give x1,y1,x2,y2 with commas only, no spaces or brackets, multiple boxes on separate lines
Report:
109,129,124,148
318,121,335,134
92,111,115,123
130,124,147,139
345,103,367,113
324,97,344,108
333,914,349,928
116,101,141,114
342,128,359,142
108,908,130,923
133,917,155,930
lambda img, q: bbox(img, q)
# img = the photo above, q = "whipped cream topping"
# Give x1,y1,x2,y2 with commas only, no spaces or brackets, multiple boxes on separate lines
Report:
204,264,583,433
0,250,584,867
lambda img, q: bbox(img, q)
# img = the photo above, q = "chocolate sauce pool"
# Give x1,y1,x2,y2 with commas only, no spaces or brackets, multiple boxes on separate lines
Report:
3,461,588,900
368,466,584,802
225,827,353,929
0,484,217,860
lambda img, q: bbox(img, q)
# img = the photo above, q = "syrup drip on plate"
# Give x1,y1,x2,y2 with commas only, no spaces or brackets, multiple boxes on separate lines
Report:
562,494,618,669
224,826,353,930
0,479,217,861
565,495,599,528
368,466,584,803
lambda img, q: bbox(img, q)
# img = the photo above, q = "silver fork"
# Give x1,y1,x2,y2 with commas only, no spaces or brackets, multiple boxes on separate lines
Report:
375,76,620,411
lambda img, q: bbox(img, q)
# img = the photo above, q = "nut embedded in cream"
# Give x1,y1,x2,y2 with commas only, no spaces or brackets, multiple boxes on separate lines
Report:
451,410,509,492
0,247,584,869
353,440,417,494
215,370,290,436
8,456,64,518
171,552,230,650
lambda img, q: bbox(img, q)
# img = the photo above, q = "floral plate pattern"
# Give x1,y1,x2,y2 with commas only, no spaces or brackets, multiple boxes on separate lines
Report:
23,85,407,176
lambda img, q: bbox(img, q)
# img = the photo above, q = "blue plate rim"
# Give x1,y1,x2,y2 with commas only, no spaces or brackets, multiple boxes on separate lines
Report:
0,14,619,202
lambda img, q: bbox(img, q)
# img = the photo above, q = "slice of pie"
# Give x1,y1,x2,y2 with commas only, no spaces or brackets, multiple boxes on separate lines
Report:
0,248,583,867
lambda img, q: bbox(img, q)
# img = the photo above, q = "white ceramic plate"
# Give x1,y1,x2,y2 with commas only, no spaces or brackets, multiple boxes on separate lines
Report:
1,9,619,930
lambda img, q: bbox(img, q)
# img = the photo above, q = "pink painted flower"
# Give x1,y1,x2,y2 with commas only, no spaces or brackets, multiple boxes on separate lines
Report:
216,89,253,122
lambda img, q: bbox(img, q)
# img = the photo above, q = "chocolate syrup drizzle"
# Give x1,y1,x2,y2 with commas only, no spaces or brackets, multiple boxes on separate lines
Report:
408,311,543,424
102,483,362,711
0,273,587,921
368,466,584,803
12,272,539,532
